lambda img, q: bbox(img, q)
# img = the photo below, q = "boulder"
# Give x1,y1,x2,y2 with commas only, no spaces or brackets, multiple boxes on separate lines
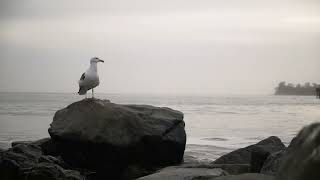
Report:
277,123,320,180
0,143,85,180
212,173,274,180
135,166,227,180
260,150,285,175
213,136,285,170
48,99,186,179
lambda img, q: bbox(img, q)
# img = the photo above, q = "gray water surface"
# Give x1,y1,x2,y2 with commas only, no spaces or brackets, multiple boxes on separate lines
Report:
0,92,319,160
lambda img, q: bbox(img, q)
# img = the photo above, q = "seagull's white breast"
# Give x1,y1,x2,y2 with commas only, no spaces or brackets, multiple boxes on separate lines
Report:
79,66,100,89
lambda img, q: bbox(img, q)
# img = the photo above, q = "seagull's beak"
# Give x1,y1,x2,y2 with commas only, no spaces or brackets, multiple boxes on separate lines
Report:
98,59,104,63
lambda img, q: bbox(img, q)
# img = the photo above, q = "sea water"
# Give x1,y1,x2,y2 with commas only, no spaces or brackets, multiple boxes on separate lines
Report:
0,92,319,161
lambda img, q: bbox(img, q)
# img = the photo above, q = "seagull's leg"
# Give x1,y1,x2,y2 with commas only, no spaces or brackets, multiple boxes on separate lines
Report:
85,93,87,99
92,88,94,99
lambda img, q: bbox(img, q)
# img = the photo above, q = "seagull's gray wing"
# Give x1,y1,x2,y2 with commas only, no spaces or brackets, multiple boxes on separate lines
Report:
80,73,86,81
78,73,87,95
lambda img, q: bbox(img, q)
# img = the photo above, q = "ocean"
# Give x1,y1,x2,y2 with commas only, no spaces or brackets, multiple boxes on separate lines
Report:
0,92,319,161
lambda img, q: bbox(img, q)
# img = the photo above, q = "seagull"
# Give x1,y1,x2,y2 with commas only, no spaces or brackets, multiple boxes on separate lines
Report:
78,57,104,98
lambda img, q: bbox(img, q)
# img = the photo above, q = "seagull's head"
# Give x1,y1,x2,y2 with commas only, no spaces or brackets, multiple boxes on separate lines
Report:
90,57,104,64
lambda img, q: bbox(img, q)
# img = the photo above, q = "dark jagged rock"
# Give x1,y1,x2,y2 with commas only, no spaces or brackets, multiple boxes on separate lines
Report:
0,143,85,180
213,136,285,172
250,148,271,173
277,123,320,180
12,138,59,156
12,141,32,147
48,99,186,179
212,173,274,180
22,162,83,180
260,150,285,175
135,166,227,180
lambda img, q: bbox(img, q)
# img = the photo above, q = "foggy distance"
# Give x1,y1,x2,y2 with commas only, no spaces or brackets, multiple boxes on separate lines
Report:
1,0,319,95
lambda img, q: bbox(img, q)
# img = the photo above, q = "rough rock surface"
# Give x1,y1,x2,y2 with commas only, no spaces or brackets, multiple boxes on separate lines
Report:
277,123,320,180
183,163,250,175
213,136,285,166
135,166,227,180
260,150,285,175
213,164,250,175
250,148,272,173
213,173,274,180
11,138,59,156
0,142,85,180
48,99,186,179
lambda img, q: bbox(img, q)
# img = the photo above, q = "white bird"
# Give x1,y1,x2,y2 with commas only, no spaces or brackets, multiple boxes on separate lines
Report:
78,57,104,98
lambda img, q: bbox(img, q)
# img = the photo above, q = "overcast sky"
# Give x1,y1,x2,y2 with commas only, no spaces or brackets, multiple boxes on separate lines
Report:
0,0,319,95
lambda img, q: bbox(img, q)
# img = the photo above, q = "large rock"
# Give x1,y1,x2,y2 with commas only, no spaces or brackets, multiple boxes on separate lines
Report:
135,166,227,180
276,123,320,180
212,173,274,180
48,99,186,179
213,136,285,168
0,142,85,180
260,150,285,175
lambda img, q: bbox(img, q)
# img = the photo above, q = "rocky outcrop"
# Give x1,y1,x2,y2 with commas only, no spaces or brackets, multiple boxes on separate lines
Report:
260,150,285,175
213,173,274,180
213,136,285,169
0,142,86,180
276,123,320,180
48,99,186,179
136,166,227,180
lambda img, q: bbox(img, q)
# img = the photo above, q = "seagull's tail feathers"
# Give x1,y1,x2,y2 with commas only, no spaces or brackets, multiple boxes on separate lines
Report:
78,86,87,95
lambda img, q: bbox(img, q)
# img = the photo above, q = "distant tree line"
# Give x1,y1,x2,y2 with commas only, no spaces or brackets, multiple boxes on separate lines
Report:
275,82,320,96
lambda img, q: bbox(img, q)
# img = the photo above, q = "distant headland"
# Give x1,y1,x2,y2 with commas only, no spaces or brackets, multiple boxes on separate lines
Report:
275,82,320,96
